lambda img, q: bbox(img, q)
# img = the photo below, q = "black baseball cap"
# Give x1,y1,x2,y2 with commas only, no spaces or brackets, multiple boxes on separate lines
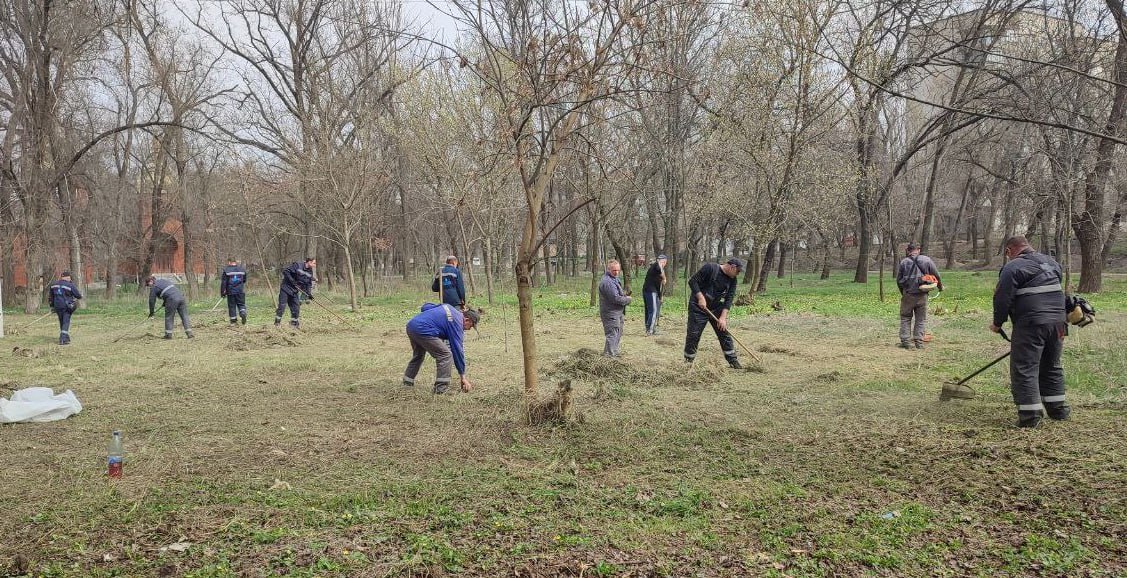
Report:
726,258,744,272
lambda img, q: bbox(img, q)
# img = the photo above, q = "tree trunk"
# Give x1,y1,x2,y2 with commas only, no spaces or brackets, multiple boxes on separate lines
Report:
588,208,600,307
776,242,787,278
343,242,358,311
944,175,975,269
821,237,832,280
484,236,495,305
756,239,778,293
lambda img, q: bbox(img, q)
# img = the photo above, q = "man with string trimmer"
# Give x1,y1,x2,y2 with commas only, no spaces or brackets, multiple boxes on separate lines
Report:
895,242,943,350
991,236,1069,428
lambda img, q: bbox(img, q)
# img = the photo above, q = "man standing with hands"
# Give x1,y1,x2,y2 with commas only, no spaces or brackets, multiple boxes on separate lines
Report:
642,254,668,335
598,259,631,357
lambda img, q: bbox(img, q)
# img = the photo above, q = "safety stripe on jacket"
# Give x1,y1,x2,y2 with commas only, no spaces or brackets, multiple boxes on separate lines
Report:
1015,283,1062,296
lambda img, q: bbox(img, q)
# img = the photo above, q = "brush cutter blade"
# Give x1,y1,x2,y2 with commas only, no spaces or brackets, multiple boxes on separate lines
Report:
940,381,976,401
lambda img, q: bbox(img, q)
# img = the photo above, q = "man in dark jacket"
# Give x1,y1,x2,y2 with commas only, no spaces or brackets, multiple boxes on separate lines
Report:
403,303,479,394
220,257,248,325
895,242,943,349
598,259,632,357
642,255,668,336
275,258,315,328
991,236,1069,428
49,271,82,345
684,258,742,369
146,275,193,339
431,256,467,310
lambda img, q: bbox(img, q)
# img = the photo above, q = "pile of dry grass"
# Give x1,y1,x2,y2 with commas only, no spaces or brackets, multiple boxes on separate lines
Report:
551,348,725,390
227,329,303,351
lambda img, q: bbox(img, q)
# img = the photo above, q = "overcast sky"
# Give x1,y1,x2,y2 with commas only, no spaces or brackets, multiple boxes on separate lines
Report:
404,0,463,43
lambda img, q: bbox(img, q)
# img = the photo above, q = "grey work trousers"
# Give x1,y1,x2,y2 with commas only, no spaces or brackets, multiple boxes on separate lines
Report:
164,298,191,336
602,314,624,357
1010,323,1066,412
899,292,928,344
403,332,453,387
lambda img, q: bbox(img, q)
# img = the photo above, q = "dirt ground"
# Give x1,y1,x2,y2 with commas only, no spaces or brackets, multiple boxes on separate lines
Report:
0,290,1124,577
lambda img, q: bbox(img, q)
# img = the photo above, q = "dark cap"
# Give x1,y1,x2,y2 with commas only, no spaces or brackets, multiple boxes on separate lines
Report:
907,242,921,252
60,271,72,278
463,308,480,325
726,258,744,271
657,254,669,261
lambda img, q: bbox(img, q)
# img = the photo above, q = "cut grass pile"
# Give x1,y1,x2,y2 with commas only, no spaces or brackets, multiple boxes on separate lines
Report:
0,271,1124,577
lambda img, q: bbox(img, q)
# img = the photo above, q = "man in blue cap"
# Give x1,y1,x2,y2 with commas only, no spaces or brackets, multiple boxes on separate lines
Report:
684,258,743,369
642,254,668,335
49,271,82,345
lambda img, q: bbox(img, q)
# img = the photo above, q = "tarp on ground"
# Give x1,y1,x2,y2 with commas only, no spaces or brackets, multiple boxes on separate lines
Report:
0,387,83,423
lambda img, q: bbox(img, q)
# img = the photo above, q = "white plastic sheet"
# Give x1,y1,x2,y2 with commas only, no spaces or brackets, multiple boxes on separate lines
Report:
0,387,83,423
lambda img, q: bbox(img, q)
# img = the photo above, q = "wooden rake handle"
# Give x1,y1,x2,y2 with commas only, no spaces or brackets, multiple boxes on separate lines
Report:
698,303,762,364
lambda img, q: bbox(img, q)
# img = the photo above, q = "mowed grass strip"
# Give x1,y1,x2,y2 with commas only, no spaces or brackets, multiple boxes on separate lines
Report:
1,272,1124,577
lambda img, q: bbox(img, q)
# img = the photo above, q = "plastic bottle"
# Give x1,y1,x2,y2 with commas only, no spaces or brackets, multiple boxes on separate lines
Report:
107,430,124,478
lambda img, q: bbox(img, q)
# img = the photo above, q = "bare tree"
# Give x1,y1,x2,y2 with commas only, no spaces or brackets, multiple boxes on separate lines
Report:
447,0,649,404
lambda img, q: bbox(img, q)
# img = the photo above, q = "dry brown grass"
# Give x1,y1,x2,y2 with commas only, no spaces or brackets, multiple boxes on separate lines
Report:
0,296,1124,577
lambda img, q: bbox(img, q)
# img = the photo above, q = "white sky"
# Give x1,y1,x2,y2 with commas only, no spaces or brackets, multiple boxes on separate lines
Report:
402,0,463,43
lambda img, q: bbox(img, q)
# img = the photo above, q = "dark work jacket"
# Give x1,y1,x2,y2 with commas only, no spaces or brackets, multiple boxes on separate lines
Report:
149,279,184,314
642,262,664,294
688,262,737,312
280,262,314,297
221,265,247,296
993,250,1066,328
431,264,466,307
49,280,82,312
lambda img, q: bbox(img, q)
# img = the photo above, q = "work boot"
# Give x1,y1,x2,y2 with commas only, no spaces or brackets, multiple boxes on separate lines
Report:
684,357,694,365
274,320,281,327
230,319,238,326
433,382,450,394
58,337,67,346
163,334,173,340
898,341,911,349
402,378,415,388
728,359,743,370
914,341,924,350
186,332,195,339
1016,410,1043,429
1045,402,1071,421
240,313,247,325
289,320,300,329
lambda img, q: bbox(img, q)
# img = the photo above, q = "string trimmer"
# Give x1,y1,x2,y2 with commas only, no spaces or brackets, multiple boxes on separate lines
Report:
940,328,1009,401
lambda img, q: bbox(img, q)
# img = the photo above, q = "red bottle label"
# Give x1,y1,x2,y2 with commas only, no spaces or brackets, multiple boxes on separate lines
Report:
108,457,123,478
